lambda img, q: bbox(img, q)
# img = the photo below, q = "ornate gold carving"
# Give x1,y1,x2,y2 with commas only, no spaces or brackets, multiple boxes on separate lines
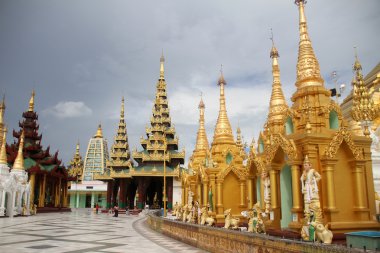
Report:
323,127,363,160
216,165,248,180
264,133,297,164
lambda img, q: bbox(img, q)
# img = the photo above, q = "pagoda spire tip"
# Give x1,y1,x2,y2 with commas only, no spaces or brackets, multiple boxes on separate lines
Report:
28,90,35,112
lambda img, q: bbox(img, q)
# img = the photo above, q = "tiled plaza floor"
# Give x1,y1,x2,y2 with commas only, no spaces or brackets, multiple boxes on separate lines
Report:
0,209,207,253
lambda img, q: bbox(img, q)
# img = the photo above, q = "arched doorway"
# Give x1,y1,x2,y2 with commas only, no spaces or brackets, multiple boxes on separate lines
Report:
280,164,293,228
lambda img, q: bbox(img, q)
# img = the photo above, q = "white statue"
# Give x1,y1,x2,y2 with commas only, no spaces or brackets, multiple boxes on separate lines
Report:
300,155,321,215
261,170,271,214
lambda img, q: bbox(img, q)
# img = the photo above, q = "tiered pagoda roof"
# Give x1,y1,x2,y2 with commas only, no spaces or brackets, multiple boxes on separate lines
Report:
350,53,379,134
132,54,184,176
6,91,67,177
104,97,133,178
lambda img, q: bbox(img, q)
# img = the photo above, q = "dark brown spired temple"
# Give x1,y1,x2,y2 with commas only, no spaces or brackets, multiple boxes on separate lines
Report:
96,54,184,210
7,91,71,210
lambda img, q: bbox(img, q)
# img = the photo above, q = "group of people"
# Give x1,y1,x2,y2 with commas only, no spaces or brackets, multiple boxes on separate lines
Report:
93,203,131,217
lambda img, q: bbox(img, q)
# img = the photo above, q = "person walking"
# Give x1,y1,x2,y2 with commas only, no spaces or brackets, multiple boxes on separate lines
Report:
95,203,99,214
113,205,119,217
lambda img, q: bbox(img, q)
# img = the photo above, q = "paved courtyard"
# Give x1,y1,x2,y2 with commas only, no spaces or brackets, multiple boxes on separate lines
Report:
0,210,206,253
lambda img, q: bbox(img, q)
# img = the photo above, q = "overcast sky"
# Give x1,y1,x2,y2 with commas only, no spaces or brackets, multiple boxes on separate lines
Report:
0,0,379,166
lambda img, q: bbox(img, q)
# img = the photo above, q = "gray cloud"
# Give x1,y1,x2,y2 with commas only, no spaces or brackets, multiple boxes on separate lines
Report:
0,0,379,165
42,101,92,119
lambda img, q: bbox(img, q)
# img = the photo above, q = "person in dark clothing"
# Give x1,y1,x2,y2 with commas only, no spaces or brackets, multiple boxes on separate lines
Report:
95,203,99,214
113,205,119,217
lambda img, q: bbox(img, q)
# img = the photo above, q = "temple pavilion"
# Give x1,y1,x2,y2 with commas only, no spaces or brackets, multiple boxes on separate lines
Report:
95,55,185,210
68,125,109,208
6,91,70,210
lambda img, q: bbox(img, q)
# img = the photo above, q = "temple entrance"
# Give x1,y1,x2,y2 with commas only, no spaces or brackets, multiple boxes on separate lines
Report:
280,164,293,228
85,194,92,208
145,179,163,209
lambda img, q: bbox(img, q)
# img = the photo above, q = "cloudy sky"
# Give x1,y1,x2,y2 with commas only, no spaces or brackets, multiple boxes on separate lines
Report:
0,0,379,166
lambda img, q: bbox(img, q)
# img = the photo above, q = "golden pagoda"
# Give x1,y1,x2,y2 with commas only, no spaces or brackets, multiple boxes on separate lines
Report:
95,54,185,211
248,0,379,233
131,53,184,210
183,70,249,223
67,142,84,182
105,97,133,209
184,97,210,207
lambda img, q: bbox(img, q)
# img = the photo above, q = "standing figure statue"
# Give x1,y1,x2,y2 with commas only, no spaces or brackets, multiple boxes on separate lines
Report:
300,155,321,215
261,170,271,214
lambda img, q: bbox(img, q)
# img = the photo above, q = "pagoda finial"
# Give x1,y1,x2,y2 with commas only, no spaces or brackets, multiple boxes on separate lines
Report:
75,141,80,156
120,96,125,120
213,68,234,145
28,90,35,112
159,51,165,80
353,46,362,71
294,0,324,88
270,28,279,59
198,92,205,109
236,126,242,144
195,96,209,152
218,64,226,86
94,124,103,138
0,94,5,125
13,130,25,170
0,127,7,165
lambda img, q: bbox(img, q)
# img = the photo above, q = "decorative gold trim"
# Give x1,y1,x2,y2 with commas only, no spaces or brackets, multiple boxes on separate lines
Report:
264,133,297,164
323,127,363,160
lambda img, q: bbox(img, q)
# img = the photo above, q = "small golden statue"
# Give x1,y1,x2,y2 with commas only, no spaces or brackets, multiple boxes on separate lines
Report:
172,202,178,216
200,207,215,226
246,202,266,234
182,204,189,222
223,208,240,229
175,204,183,220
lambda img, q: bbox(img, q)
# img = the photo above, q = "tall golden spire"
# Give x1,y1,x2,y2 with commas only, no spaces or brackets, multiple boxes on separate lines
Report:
267,33,288,134
213,68,234,145
94,124,103,138
13,131,25,170
0,127,7,165
294,0,324,88
28,90,35,112
159,50,165,80
195,96,209,152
